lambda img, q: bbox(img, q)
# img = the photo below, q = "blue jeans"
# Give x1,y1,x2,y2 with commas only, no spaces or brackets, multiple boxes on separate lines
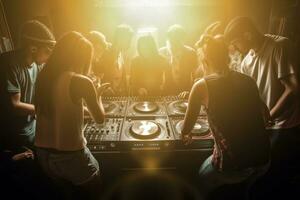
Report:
36,147,99,185
199,155,269,193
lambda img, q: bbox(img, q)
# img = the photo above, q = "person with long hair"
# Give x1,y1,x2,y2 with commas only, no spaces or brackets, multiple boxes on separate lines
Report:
130,34,169,96
97,24,134,96
160,24,199,96
86,31,110,79
181,35,271,196
34,31,108,198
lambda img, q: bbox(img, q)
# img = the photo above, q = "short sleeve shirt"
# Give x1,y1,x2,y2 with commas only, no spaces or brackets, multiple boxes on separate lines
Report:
241,34,300,129
0,50,43,136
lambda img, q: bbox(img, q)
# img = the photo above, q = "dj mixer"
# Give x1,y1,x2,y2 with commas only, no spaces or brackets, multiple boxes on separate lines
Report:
84,96,214,152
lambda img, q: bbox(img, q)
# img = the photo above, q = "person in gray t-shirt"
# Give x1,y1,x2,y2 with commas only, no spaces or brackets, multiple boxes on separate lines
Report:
224,17,300,190
0,20,55,150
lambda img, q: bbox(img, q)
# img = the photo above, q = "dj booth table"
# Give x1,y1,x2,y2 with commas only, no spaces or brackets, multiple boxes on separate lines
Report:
84,96,214,174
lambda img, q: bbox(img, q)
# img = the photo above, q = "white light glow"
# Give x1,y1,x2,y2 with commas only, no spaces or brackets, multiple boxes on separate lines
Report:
123,0,172,7
137,27,158,34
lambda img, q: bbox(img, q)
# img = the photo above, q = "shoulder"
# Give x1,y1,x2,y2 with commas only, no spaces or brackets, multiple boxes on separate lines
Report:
193,78,207,93
100,46,114,61
71,74,93,87
159,46,168,52
158,46,168,56
231,71,258,90
189,78,208,101
265,34,292,49
0,50,18,69
183,45,196,54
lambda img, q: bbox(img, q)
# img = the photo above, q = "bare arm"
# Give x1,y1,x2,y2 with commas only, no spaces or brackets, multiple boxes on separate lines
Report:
270,74,299,119
10,93,35,116
182,79,208,137
261,99,272,127
70,75,105,124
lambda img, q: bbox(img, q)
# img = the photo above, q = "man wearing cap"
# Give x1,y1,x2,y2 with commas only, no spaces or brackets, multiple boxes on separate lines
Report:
0,20,55,150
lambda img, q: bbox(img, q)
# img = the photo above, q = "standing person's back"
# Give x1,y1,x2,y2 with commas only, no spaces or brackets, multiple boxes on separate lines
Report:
181,36,270,195
96,24,133,96
34,32,108,199
224,17,300,188
205,71,270,170
240,34,299,129
159,24,198,95
130,34,169,96
35,71,85,150
160,45,198,93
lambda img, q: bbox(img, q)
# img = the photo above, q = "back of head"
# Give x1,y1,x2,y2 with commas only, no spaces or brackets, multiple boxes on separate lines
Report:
202,35,230,72
224,16,260,43
19,20,56,48
86,31,108,49
137,34,158,58
114,24,134,43
195,21,224,48
167,24,186,43
36,31,92,116
46,31,93,75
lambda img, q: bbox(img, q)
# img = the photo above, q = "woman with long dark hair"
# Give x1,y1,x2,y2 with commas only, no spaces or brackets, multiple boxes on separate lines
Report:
130,34,169,96
34,31,108,197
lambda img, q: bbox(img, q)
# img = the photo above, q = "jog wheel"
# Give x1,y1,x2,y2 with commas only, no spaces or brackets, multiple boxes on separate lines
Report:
171,100,188,115
129,121,161,140
133,102,159,114
175,119,209,137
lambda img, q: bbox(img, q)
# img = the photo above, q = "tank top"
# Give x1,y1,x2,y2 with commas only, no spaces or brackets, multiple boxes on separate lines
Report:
204,71,270,171
35,72,86,151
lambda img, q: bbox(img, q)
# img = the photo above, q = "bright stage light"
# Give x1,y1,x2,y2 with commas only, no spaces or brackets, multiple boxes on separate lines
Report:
137,27,158,34
103,0,174,7
114,0,172,7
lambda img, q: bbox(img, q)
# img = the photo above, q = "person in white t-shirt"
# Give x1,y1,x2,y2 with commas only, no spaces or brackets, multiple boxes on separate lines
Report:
224,16,300,183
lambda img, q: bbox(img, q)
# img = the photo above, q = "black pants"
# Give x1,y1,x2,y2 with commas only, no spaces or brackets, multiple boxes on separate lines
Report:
270,126,300,167
251,126,300,199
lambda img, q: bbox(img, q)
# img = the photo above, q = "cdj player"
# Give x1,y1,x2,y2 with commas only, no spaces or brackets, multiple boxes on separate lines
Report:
84,96,214,152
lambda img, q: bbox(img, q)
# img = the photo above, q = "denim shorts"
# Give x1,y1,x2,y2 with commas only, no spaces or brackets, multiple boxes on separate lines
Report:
36,146,99,185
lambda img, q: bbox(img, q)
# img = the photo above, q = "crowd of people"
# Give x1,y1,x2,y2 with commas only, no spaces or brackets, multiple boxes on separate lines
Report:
0,16,299,199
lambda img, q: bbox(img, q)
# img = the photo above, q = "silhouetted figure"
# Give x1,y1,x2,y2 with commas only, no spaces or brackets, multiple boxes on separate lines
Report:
34,32,109,200
130,34,169,96
97,24,134,96
160,24,198,96
182,36,271,197
224,16,300,199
